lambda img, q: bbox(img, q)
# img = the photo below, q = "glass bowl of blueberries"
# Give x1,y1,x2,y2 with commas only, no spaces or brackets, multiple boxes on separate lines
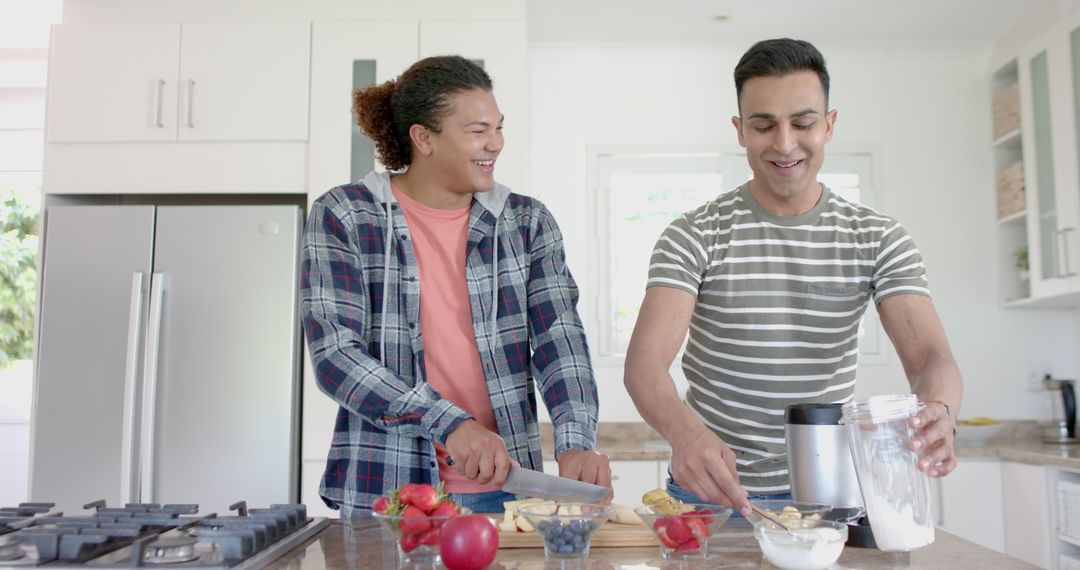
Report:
517,502,616,559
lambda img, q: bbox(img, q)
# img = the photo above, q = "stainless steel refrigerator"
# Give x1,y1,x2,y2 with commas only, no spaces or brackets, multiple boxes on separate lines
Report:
29,205,302,515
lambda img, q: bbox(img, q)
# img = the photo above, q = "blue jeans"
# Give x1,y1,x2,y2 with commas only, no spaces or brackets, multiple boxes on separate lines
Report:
666,472,791,518
450,490,519,514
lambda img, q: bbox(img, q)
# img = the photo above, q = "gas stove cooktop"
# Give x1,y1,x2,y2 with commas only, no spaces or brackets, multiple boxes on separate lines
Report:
0,500,328,569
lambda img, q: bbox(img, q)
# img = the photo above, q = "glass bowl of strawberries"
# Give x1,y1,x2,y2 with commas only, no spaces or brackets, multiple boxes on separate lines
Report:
634,503,733,560
370,483,469,565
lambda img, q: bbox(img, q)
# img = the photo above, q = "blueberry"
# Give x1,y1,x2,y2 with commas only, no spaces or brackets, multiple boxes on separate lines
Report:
558,544,574,554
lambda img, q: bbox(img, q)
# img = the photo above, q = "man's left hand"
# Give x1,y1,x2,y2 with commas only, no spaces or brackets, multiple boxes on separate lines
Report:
908,402,957,477
557,449,613,503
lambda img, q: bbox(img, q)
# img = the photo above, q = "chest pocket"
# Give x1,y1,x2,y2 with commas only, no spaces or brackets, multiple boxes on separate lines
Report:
803,283,868,316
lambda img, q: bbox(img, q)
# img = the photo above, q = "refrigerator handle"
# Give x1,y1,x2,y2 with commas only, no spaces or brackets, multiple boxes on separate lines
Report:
120,272,145,504
140,272,166,503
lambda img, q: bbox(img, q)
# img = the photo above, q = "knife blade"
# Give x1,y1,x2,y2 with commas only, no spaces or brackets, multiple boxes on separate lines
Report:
501,466,612,503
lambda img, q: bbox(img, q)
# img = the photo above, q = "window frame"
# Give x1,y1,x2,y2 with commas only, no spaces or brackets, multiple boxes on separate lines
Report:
586,142,890,366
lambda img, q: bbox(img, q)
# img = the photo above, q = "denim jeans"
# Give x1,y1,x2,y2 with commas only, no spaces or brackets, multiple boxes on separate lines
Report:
665,471,791,518
450,490,519,514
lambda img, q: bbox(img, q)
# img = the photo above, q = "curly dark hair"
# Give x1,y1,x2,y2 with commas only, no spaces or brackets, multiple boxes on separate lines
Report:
353,55,493,171
734,38,830,113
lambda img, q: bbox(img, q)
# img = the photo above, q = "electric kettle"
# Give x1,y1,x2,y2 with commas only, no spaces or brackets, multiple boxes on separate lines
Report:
1041,375,1078,443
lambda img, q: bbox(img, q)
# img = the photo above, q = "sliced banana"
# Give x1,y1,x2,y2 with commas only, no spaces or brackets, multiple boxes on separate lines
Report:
609,503,644,525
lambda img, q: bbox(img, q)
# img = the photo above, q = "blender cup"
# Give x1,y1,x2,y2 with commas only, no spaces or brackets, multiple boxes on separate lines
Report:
841,394,935,551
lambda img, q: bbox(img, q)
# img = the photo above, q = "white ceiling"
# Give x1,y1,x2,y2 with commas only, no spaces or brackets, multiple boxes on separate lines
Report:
527,0,1049,44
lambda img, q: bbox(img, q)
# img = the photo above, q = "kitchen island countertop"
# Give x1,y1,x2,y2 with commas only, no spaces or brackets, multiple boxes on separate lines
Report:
265,518,1034,569
551,421,1080,469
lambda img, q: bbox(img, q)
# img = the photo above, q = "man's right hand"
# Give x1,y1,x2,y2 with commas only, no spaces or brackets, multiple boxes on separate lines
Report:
444,420,514,487
669,426,750,515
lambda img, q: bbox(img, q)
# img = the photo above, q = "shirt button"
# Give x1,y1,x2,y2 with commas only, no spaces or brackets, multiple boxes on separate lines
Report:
400,234,409,240
408,322,415,329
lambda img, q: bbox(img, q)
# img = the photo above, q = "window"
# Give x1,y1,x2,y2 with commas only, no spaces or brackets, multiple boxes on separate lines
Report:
590,145,885,362
0,0,60,508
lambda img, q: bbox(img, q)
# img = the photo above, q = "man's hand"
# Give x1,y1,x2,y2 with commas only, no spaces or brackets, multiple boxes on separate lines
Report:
444,420,514,487
557,449,613,504
877,294,962,478
908,401,957,477
670,426,749,515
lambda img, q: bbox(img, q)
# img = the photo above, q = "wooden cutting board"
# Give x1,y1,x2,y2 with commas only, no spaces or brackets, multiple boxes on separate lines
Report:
496,521,659,548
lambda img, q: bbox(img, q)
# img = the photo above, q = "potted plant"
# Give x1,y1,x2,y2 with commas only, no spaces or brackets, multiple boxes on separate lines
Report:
1013,246,1030,296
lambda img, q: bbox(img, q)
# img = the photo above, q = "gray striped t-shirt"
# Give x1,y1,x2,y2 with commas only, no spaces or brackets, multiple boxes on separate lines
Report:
647,183,930,493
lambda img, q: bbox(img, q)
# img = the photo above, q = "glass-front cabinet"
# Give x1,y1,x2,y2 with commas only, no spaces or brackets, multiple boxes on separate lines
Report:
996,21,1080,308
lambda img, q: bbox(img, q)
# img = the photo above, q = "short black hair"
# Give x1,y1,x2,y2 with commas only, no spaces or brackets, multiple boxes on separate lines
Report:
734,38,830,112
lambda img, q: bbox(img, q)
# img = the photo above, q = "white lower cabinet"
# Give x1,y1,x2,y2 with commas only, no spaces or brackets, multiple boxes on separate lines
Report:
1003,461,1051,568
543,459,663,505
936,459,1006,553
610,460,662,506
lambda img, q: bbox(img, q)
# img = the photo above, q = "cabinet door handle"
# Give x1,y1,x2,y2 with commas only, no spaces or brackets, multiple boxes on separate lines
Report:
1062,228,1077,277
120,272,145,504
186,79,195,129
140,273,166,502
155,79,165,128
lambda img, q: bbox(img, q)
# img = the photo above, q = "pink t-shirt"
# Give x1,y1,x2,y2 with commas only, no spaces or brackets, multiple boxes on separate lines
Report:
391,185,500,494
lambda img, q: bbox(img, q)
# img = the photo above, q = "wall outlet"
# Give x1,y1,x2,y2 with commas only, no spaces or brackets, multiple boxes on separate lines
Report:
1026,363,1053,392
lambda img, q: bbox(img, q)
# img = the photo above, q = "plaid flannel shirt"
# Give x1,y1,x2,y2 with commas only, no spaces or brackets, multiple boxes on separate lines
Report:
300,171,599,516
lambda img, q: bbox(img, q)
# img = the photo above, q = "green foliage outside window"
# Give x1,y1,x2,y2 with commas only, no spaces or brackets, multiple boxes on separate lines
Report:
0,189,38,369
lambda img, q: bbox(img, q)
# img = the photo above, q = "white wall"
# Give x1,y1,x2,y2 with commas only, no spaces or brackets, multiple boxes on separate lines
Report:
529,42,1078,422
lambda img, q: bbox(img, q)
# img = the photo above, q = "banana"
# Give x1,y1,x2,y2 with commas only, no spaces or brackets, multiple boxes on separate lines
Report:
609,503,644,525
642,488,689,515
642,488,672,505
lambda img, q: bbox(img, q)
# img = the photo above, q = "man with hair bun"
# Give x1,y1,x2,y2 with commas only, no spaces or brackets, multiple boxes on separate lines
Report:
301,55,609,516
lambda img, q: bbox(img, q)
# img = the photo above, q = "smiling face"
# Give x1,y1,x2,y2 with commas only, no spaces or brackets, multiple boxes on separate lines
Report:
422,87,504,197
732,71,837,215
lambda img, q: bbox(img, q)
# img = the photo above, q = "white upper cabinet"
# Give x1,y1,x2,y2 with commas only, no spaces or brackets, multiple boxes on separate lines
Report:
993,11,1080,308
47,22,311,143
47,23,181,142
177,22,310,142
1017,38,1077,300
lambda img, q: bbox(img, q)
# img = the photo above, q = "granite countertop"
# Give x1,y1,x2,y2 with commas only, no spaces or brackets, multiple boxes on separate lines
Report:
954,420,1080,470
542,421,1080,470
265,518,1034,569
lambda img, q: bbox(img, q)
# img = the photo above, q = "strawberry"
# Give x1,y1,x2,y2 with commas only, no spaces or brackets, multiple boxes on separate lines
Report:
686,517,710,539
687,509,715,525
398,482,444,512
418,527,441,546
372,496,392,514
397,483,424,507
399,506,432,537
675,537,701,552
653,520,681,548
399,533,420,553
663,518,691,544
428,500,459,526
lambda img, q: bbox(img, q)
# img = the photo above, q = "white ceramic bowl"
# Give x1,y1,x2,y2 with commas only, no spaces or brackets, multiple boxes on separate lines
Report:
753,518,848,570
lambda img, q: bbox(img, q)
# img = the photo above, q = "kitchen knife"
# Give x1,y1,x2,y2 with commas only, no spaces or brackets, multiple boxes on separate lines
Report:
501,466,612,503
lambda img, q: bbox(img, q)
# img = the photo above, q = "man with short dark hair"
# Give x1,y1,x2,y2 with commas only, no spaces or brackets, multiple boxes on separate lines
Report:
624,38,963,515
